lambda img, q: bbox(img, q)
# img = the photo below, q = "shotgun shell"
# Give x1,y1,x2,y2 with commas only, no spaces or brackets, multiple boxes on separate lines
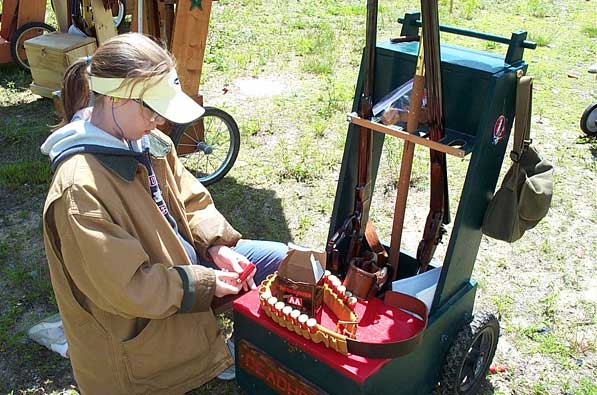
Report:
330,279,341,292
259,292,270,307
275,301,285,317
267,297,278,312
336,285,346,299
298,314,309,330
282,306,293,322
328,275,340,287
344,291,352,302
323,270,331,283
290,309,301,325
306,318,318,334
238,263,256,283
347,296,357,309
337,323,345,334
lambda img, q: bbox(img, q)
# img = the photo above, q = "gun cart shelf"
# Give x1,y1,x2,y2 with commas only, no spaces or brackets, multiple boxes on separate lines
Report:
347,113,470,158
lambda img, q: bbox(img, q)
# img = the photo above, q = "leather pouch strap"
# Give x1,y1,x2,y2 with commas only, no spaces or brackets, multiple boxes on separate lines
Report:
364,219,388,266
346,291,428,358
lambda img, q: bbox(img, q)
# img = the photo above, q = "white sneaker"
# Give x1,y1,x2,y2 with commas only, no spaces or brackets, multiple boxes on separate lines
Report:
28,313,69,358
217,338,235,381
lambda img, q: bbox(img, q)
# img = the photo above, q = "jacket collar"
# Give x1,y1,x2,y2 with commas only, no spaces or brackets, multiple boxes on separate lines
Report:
95,133,172,182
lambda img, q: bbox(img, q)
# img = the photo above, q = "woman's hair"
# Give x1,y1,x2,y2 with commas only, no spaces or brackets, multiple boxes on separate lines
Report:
59,33,175,125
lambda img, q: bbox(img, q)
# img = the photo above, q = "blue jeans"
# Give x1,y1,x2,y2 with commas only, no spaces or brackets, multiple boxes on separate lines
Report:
200,240,287,284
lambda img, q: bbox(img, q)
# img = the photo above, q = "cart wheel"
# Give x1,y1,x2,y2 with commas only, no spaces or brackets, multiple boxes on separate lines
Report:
580,103,597,137
11,22,56,70
438,312,499,395
171,107,240,186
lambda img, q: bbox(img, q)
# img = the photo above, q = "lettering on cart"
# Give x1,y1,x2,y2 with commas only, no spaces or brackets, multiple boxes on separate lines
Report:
239,340,322,395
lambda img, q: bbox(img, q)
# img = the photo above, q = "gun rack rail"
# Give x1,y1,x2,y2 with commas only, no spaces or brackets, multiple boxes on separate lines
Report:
347,113,472,158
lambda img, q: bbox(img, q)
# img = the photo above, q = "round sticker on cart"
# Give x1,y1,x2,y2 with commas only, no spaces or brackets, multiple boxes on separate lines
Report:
492,115,507,145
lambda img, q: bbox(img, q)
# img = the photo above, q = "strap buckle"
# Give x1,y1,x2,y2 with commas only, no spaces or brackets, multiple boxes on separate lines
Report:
523,138,533,148
510,139,532,162
510,150,521,162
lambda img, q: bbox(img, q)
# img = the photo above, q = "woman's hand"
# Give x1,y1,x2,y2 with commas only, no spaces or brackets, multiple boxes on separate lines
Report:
208,245,257,291
214,270,242,297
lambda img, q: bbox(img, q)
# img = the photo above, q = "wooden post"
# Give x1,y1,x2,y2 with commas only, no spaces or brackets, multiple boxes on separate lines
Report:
130,0,139,32
90,0,118,45
157,0,175,48
51,0,71,32
170,0,212,96
1,0,18,40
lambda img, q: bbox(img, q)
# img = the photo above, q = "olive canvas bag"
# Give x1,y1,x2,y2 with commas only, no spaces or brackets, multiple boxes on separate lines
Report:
482,75,554,242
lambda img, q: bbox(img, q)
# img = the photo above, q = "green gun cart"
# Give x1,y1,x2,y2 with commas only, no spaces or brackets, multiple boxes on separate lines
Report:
233,11,536,395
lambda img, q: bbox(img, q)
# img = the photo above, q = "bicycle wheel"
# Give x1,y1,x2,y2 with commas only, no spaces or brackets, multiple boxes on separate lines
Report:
11,22,56,70
171,107,240,186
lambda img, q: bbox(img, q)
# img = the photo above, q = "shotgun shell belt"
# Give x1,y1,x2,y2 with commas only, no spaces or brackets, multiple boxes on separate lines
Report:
258,271,429,358
259,272,358,355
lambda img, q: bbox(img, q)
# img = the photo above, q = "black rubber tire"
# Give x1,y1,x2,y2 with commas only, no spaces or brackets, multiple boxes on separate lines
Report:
580,102,597,137
10,22,56,70
438,312,500,395
171,107,240,186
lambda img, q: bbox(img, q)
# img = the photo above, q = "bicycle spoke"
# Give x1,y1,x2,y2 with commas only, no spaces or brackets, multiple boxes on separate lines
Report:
183,131,199,144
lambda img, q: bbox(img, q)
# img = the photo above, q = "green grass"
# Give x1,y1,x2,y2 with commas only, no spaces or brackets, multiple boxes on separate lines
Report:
582,25,597,39
0,160,51,190
529,32,553,47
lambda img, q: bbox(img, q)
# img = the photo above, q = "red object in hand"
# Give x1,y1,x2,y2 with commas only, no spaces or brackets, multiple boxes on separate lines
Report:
238,263,256,283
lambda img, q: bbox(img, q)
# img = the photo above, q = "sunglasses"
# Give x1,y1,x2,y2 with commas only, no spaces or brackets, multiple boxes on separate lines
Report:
133,99,159,122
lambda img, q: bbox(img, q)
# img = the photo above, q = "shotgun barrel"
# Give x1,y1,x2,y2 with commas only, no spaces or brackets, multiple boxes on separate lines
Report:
416,0,449,272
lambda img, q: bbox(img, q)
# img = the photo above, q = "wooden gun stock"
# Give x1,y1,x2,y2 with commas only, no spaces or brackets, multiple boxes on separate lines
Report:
388,38,426,282
327,0,378,275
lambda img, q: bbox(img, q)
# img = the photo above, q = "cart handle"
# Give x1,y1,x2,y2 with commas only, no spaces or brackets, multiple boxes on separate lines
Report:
398,12,537,65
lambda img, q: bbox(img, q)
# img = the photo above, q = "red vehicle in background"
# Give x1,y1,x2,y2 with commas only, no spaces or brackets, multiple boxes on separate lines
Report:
0,0,55,69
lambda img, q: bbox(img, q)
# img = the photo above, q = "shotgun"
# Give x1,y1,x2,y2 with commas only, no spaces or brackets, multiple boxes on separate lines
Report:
326,0,378,275
416,0,449,273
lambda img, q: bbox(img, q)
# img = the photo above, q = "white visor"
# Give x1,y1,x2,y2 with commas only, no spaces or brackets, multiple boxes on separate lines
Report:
89,71,204,124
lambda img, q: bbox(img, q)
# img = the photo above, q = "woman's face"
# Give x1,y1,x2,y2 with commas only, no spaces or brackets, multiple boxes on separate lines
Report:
111,98,166,141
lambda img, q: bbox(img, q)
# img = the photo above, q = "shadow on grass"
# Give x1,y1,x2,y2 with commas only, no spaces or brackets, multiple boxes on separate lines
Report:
208,176,293,244
576,134,597,162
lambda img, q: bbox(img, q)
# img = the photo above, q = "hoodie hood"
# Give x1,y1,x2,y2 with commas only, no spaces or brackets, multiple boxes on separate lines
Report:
41,120,131,161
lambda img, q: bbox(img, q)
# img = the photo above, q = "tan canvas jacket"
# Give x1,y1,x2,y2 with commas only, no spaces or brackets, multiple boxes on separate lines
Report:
42,130,241,395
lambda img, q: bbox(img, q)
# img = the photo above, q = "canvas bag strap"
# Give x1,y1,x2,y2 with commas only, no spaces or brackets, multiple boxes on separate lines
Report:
511,75,534,164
